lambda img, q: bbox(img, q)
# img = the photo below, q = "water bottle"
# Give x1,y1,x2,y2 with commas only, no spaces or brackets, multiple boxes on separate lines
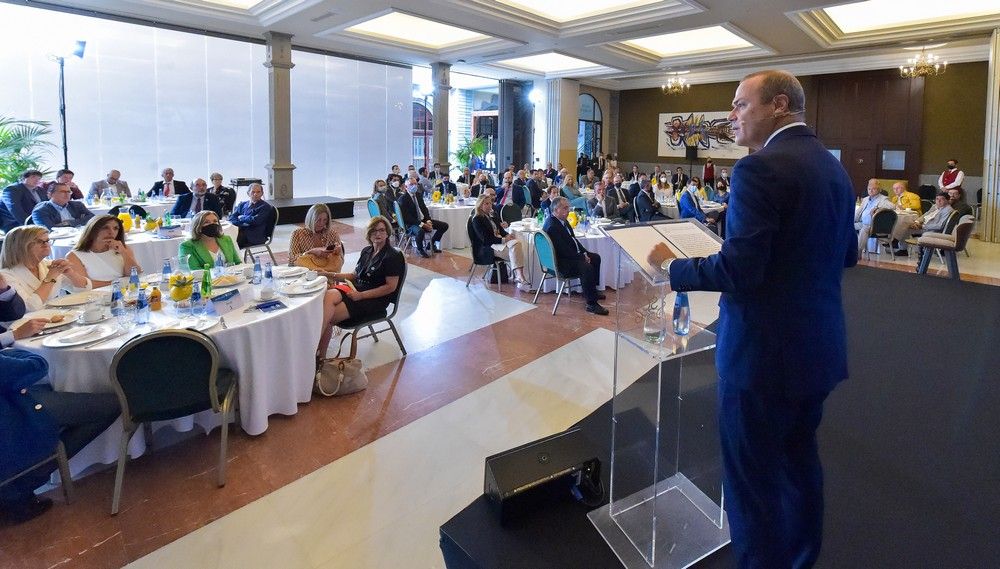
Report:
201,264,213,299
673,292,691,336
214,251,225,278
252,256,262,286
161,258,172,284
264,262,273,287
127,266,140,296
190,288,203,317
110,280,124,317
536,209,544,225
135,288,149,325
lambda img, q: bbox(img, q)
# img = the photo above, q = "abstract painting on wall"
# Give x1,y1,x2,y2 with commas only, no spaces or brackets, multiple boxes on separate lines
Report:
657,112,749,159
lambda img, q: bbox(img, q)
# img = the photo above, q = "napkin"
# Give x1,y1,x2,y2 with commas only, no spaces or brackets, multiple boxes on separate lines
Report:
58,326,101,343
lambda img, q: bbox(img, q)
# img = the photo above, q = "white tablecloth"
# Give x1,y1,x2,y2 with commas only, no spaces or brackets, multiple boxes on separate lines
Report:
15,280,324,477
508,221,635,292
428,203,475,249
88,200,174,220
50,222,239,273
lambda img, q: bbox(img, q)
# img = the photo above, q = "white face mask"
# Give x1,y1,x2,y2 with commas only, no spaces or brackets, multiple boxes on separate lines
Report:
390,181,399,188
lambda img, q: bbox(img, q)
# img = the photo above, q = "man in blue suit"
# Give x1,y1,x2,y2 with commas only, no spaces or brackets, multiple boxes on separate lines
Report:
542,197,608,315
2,169,47,226
30,183,95,229
171,178,222,218
228,183,275,249
649,70,857,569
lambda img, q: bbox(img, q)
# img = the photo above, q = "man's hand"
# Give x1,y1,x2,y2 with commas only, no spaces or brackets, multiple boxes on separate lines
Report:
648,242,676,268
583,253,591,264
13,318,48,340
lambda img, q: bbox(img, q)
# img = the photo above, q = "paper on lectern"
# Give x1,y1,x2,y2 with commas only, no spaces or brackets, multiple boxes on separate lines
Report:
603,220,722,279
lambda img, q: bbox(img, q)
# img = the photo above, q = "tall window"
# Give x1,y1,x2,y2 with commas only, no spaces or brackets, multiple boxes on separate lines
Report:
578,94,602,159
412,101,433,171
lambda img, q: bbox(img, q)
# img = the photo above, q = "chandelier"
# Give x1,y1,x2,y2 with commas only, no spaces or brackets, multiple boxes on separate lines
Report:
900,49,947,79
661,75,690,95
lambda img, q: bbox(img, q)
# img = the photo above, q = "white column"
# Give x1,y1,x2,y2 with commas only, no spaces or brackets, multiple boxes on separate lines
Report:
983,28,1000,242
545,78,580,176
264,32,295,199
432,62,451,170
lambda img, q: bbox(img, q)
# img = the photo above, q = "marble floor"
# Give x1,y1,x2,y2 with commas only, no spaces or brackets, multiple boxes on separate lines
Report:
2,202,998,569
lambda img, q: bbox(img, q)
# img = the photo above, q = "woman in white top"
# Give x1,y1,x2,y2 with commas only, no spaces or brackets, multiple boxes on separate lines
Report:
65,215,142,288
0,225,90,312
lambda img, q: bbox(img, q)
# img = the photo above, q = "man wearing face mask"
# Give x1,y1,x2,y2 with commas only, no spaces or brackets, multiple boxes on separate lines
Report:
718,168,731,189
437,174,458,196
397,180,448,257
938,159,964,193
172,178,222,218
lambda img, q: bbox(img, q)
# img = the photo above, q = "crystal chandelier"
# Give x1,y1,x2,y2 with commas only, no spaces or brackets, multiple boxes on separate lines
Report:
899,49,947,79
661,75,690,95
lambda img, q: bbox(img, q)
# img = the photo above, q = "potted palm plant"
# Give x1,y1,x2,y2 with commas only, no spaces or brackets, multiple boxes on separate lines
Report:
0,116,54,187
451,135,488,171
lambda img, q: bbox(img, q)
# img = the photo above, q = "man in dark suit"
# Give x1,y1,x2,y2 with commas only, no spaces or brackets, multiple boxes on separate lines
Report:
670,166,690,188
649,70,856,569
436,174,458,196
635,183,667,223
397,180,448,257
526,170,546,210
149,167,190,197
0,202,17,233
171,178,222,218
542,196,608,315
30,183,95,229
228,183,275,248
2,169,47,226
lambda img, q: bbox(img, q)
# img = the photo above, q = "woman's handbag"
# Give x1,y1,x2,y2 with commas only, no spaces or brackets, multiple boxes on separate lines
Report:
294,250,344,272
315,333,368,396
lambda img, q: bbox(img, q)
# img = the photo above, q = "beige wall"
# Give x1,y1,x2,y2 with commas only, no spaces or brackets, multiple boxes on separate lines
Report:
921,62,988,177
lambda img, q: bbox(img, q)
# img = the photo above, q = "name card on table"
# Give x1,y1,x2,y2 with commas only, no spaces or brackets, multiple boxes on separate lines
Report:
209,289,245,315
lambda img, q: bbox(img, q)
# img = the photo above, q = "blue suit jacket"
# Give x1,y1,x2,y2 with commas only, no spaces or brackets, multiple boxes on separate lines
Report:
542,216,588,264
635,190,663,222
0,201,17,232
0,349,59,483
678,190,707,223
669,125,857,396
31,200,95,229
2,183,47,226
228,200,275,247
171,192,223,218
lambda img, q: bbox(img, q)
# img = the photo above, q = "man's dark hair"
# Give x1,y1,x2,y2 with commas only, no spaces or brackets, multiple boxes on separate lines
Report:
948,187,964,198
948,159,958,164
936,191,950,200
418,167,427,176
56,168,74,178
20,169,43,180
47,182,69,195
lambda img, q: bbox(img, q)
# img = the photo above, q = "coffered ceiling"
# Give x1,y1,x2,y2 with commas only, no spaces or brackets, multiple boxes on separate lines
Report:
25,0,1000,89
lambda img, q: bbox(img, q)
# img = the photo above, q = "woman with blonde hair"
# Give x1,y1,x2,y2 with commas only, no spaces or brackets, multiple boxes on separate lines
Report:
470,194,530,291
178,210,240,270
288,203,344,272
65,215,141,288
317,215,403,360
0,225,90,311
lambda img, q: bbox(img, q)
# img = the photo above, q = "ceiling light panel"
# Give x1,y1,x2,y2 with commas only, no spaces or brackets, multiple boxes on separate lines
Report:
345,12,490,49
493,52,607,74
622,26,753,58
496,0,662,23
196,0,261,8
824,0,1000,34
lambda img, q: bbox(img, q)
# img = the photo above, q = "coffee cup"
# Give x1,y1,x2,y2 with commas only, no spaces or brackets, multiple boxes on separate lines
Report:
305,270,319,281
259,286,275,300
242,265,255,279
82,306,104,324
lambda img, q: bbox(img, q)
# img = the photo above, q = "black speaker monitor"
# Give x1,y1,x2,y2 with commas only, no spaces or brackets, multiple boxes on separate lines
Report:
685,145,698,161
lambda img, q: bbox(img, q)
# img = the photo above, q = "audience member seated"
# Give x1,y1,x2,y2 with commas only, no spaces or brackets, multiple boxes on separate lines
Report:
30,183,94,229
578,169,599,190
627,164,641,182
371,179,397,225
42,169,83,200
149,167,190,197
670,166,689,189
171,178,222,218
638,180,670,223
228,183,274,249
178,211,240,270
678,180,722,232
1,202,17,233
651,171,671,194
855,178,893,258
691,177,709,200
540,185,562,216
416,167,435,194
610,174,634,221
0,348,120,525
468,173,492,198
471,195,530,292
437,173,457,196
0,226,90,311
543,197,608,315
947,188,974,218
526,170,546,210
2,169,47,226
209,173,237,215
718,167,731,189
456,168,472,184
714,182,730,204
1,273,48,346
64,215,141,289
397,179,448,257
588,181,624,221
88,169,131,200
288,204,343,271
386,164,404,187
317,216,403,360
890,182,921,213
897,192,956,257
560,176,588,210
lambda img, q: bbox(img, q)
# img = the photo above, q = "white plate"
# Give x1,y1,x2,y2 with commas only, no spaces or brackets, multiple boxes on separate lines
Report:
283,281,327,295
159,315,220,332
42,325,116,348
10,309,79,330
211,274,246,288
272,266,307,279
48,292,100,308
77,311,113,325
48,227,79,239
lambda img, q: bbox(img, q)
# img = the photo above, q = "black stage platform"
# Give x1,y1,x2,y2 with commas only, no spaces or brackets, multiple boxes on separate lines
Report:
440,266,1000,568
271,196,354,224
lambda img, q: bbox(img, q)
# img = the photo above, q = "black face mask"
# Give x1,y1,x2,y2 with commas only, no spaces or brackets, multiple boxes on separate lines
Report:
947,164,956,170
202,223,223,238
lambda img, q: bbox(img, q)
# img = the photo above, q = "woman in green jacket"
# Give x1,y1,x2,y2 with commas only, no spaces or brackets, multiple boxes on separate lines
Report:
179,211,240,270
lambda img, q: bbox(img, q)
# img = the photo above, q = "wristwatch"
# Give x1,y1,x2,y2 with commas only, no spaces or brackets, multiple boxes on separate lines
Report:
660,259,673,276
43,277,57,284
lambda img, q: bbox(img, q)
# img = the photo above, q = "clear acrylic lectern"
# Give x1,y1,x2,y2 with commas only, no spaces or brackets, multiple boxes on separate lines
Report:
588,221,730,568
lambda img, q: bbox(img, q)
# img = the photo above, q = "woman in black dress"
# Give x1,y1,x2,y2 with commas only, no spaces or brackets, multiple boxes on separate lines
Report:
317,215,404,359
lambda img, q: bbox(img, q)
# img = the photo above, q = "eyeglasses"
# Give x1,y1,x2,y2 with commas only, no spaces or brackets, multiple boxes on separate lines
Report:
33,238,52,245
370,228,389,235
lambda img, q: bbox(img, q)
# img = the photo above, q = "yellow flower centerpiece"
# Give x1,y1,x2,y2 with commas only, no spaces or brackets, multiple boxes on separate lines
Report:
431,190,442,203
567,211,579,228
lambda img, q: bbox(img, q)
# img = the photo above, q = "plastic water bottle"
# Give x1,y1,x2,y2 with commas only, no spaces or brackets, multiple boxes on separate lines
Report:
135,287,149,325
673,292,691,336
110,280,124,317
127,266,140,296
252,256,262,286
201,264,213,299
264,262,273,287
190,288,203,317
161,258,172,284
214,251,225,278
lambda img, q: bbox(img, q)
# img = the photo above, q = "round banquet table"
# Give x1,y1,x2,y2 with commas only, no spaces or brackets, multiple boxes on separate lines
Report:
50,221,239,273
427,202,475,249
15,278,324,478
87,199,174,220
507,220,635,292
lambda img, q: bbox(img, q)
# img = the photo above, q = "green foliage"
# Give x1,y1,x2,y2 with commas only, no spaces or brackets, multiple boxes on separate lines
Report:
451,136,488,170
0,116,55,187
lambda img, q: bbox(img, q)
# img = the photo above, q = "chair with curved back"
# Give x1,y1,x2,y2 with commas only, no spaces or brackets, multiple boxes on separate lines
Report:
108,329,238,514
241,207,279,264
500,202,523,224
920,199,933,215
0,441,74,506
465,216,509,292
865,208,898,260
338,261,407,355
531,231,580,315
366,199,380,219
127,205,147,218
392,200,414,254
916,215,975,280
